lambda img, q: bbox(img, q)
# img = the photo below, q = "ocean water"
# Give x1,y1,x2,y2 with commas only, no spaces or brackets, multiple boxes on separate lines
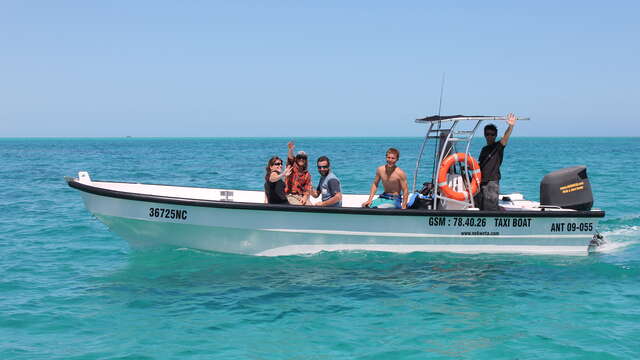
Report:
1,137,639,359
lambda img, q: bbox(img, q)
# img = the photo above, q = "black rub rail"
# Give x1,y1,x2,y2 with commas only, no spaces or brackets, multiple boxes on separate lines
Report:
66,179,605,219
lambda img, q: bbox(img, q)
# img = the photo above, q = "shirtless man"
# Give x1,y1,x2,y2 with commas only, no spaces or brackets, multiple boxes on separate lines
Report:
361,148,409,209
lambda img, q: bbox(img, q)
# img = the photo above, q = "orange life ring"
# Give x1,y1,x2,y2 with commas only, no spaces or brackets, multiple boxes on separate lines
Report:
437,153,482,201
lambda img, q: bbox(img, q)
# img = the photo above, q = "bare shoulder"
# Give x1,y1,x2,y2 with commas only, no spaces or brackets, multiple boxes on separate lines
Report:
395,167,407,178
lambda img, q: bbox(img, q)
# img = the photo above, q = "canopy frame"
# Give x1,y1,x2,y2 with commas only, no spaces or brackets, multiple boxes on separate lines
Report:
412,115,529,210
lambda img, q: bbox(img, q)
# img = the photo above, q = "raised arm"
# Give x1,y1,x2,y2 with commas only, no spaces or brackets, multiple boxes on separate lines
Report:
287,141,295,161
500,113,517,146
269,166,291,183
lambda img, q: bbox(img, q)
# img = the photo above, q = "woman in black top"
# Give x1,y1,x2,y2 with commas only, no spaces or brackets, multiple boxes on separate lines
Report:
264,156,290,204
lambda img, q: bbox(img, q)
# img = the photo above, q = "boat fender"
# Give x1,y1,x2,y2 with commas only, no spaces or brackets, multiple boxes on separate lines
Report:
437,153,481,201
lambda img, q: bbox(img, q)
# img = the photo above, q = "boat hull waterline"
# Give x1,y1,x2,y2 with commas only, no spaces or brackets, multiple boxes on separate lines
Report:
70,179,605,256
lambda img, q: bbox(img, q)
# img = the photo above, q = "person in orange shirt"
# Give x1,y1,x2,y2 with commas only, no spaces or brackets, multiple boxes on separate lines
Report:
284,141,312,205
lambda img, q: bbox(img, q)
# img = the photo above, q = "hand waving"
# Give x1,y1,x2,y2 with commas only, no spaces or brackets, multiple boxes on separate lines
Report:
506,113,517,127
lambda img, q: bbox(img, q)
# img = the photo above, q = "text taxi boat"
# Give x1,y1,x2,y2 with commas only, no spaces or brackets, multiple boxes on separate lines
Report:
66,115,605,256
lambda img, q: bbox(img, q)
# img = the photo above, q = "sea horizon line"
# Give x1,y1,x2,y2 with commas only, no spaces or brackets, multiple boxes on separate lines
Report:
0,136,637,140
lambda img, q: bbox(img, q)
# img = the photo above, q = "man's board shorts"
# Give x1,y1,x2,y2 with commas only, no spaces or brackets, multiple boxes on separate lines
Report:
370,193,402,209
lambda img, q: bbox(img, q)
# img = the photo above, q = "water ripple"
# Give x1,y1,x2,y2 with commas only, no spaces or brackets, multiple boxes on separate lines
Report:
1,138,639,359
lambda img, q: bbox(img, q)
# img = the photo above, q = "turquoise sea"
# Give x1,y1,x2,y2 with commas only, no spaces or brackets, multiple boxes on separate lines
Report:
1,137,639,359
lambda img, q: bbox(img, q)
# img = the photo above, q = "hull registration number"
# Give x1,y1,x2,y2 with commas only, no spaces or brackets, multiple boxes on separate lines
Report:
149,207,188,220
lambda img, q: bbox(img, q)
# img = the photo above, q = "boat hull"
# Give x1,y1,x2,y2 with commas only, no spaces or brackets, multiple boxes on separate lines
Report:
79,190,603,256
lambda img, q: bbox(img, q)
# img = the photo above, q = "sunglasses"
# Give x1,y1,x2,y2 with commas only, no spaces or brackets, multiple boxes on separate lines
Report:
273,162,282,166
485,133,497,137
317,165,329,169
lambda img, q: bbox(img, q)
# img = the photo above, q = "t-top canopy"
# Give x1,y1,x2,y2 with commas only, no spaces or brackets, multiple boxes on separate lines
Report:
415,115,530,123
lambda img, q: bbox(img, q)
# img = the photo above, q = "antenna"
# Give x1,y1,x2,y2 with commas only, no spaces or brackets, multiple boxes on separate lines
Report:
437,72,445,115
431,73,446,183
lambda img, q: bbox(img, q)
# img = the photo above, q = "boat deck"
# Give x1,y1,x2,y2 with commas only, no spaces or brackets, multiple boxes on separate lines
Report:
81,179,372,208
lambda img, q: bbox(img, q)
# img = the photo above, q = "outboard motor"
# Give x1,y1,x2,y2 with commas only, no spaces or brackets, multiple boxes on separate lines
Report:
540,166,593,210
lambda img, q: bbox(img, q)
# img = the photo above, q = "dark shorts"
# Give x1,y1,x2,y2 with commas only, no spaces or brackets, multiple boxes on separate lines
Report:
478,181,499,211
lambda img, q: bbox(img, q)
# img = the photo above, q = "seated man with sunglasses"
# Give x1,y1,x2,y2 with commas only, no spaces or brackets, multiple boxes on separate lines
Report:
310,156,342,207
476,113,517,211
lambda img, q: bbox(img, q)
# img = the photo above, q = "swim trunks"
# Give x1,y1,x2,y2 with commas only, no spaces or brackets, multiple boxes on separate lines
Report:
370,193,402,209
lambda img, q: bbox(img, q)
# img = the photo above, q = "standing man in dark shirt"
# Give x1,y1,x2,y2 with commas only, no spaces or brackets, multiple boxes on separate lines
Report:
477,113,517,211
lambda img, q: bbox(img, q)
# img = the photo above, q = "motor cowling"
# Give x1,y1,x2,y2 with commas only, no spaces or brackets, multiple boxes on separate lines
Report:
540,166,593,210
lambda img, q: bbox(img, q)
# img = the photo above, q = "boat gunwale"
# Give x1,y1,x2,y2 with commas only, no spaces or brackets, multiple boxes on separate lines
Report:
66,178,606,218
65,178,605,218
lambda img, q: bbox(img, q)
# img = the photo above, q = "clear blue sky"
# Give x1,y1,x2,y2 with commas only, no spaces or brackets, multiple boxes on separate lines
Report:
2,1,638,137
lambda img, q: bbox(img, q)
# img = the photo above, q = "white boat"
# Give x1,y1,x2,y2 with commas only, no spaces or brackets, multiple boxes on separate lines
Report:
66,115,605,256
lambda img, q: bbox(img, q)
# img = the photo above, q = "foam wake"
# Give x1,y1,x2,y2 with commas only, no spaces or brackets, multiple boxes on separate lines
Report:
595,225,640,254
